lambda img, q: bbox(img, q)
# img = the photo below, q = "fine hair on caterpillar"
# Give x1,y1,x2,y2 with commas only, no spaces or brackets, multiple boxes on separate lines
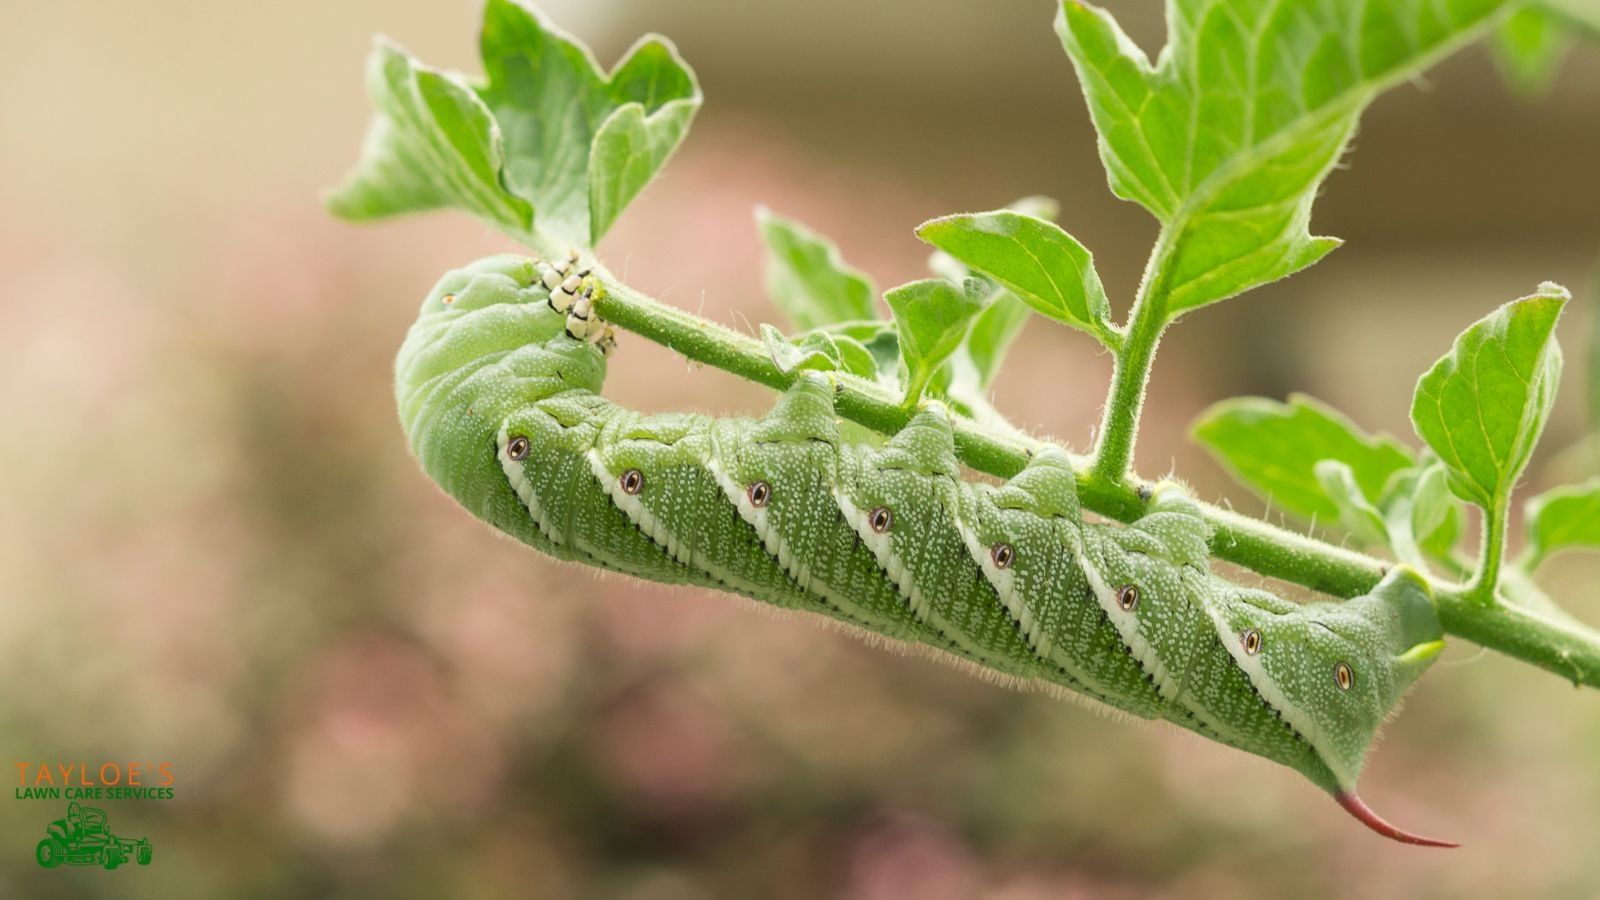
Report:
396,253,1453,847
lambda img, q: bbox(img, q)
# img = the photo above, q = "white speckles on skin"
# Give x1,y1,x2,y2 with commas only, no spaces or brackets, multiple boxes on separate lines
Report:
704,454,805,585
586,450,690,566
497,423,559,542
1198,593,1345,787
1071,539,1175,701
956,521,1051,656
835,493,924,617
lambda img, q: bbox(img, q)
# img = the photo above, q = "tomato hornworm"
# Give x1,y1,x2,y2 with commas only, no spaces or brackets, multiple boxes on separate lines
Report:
398,254,1451,846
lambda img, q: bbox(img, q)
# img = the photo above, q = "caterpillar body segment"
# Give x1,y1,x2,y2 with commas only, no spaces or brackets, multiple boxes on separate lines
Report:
396,255,1451,845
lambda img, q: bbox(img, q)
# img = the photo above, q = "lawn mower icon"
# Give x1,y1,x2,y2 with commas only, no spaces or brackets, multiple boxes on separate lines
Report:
35,801,152,870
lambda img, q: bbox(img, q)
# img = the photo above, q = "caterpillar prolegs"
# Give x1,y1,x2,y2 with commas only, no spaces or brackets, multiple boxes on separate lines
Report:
398,255,1450,845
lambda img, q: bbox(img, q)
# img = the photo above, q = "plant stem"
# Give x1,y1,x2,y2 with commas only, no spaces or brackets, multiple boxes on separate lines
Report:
1469,490,1510,606
592,271,1600,689
1091,230,1172,484
1092,321,1162,483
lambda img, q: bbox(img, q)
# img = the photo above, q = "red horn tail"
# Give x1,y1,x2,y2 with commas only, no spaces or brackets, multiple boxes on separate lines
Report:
1334,792,1458,848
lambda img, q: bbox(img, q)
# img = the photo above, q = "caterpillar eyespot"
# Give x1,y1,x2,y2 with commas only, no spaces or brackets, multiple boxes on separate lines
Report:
990,542,1014,569
620,468,644,495
747,481,771,508
442,293,456,305
398,255,1450,847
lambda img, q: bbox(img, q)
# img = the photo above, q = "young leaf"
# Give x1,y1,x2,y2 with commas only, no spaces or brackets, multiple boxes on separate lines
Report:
1313,460,1391,545
929,196,1059,284
1411,283,1569,510
1191,394,1414,521
1523,478,1600,569
885,279,987,407
825,321,902,380
917,211,1118,349
756,208,879,330
924,196,1058,429
478,0,700,247
327,40,534,240
1378,463,1465,569
776,322,887,382
1408,464,1465,561
828,335,884,381
1056,0,1508,315
760,325,843,375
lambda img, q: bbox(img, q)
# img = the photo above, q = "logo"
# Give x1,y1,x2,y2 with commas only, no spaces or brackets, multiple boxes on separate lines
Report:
34,801,153,870
14,762,175,800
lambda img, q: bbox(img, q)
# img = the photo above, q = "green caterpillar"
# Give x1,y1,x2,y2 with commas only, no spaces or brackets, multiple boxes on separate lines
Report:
399,254,1451,846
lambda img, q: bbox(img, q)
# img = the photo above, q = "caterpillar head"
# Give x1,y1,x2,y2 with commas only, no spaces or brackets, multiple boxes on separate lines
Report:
1222,566,1449,845
395,254,607,536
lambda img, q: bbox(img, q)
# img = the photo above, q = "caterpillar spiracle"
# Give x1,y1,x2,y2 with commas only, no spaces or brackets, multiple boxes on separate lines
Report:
399,254,1451,846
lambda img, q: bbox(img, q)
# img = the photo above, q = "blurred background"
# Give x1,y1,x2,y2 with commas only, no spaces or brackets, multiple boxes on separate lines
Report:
1,1,1598,897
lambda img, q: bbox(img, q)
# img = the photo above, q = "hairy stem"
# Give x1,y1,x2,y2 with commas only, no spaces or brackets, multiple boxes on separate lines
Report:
593,271,1600,689
1091,231,1172,483
1469,490,1511,605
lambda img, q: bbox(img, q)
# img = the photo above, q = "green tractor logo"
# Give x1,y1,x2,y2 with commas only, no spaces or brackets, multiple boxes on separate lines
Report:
35,801,152,870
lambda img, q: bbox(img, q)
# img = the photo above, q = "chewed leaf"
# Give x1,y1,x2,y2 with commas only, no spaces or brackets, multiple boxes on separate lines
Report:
917,210,1117,349
1523,478,1600,570
479,0,701,247
886,278,987,407
757,209,878,330
1192,394,1413,522
1057,0,1507,315
327,40,534,240
1411,284,1568,510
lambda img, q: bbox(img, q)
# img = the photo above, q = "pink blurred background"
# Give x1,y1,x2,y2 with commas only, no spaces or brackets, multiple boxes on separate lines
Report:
1,1,1598,897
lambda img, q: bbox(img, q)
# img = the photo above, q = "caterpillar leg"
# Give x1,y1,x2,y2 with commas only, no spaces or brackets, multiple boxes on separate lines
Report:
537,251,617,355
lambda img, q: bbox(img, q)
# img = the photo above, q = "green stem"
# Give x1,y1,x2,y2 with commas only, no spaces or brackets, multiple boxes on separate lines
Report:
1092,320,1162,483
1091,230,1173,484
1469,491,1511,605
592,271,1600,689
